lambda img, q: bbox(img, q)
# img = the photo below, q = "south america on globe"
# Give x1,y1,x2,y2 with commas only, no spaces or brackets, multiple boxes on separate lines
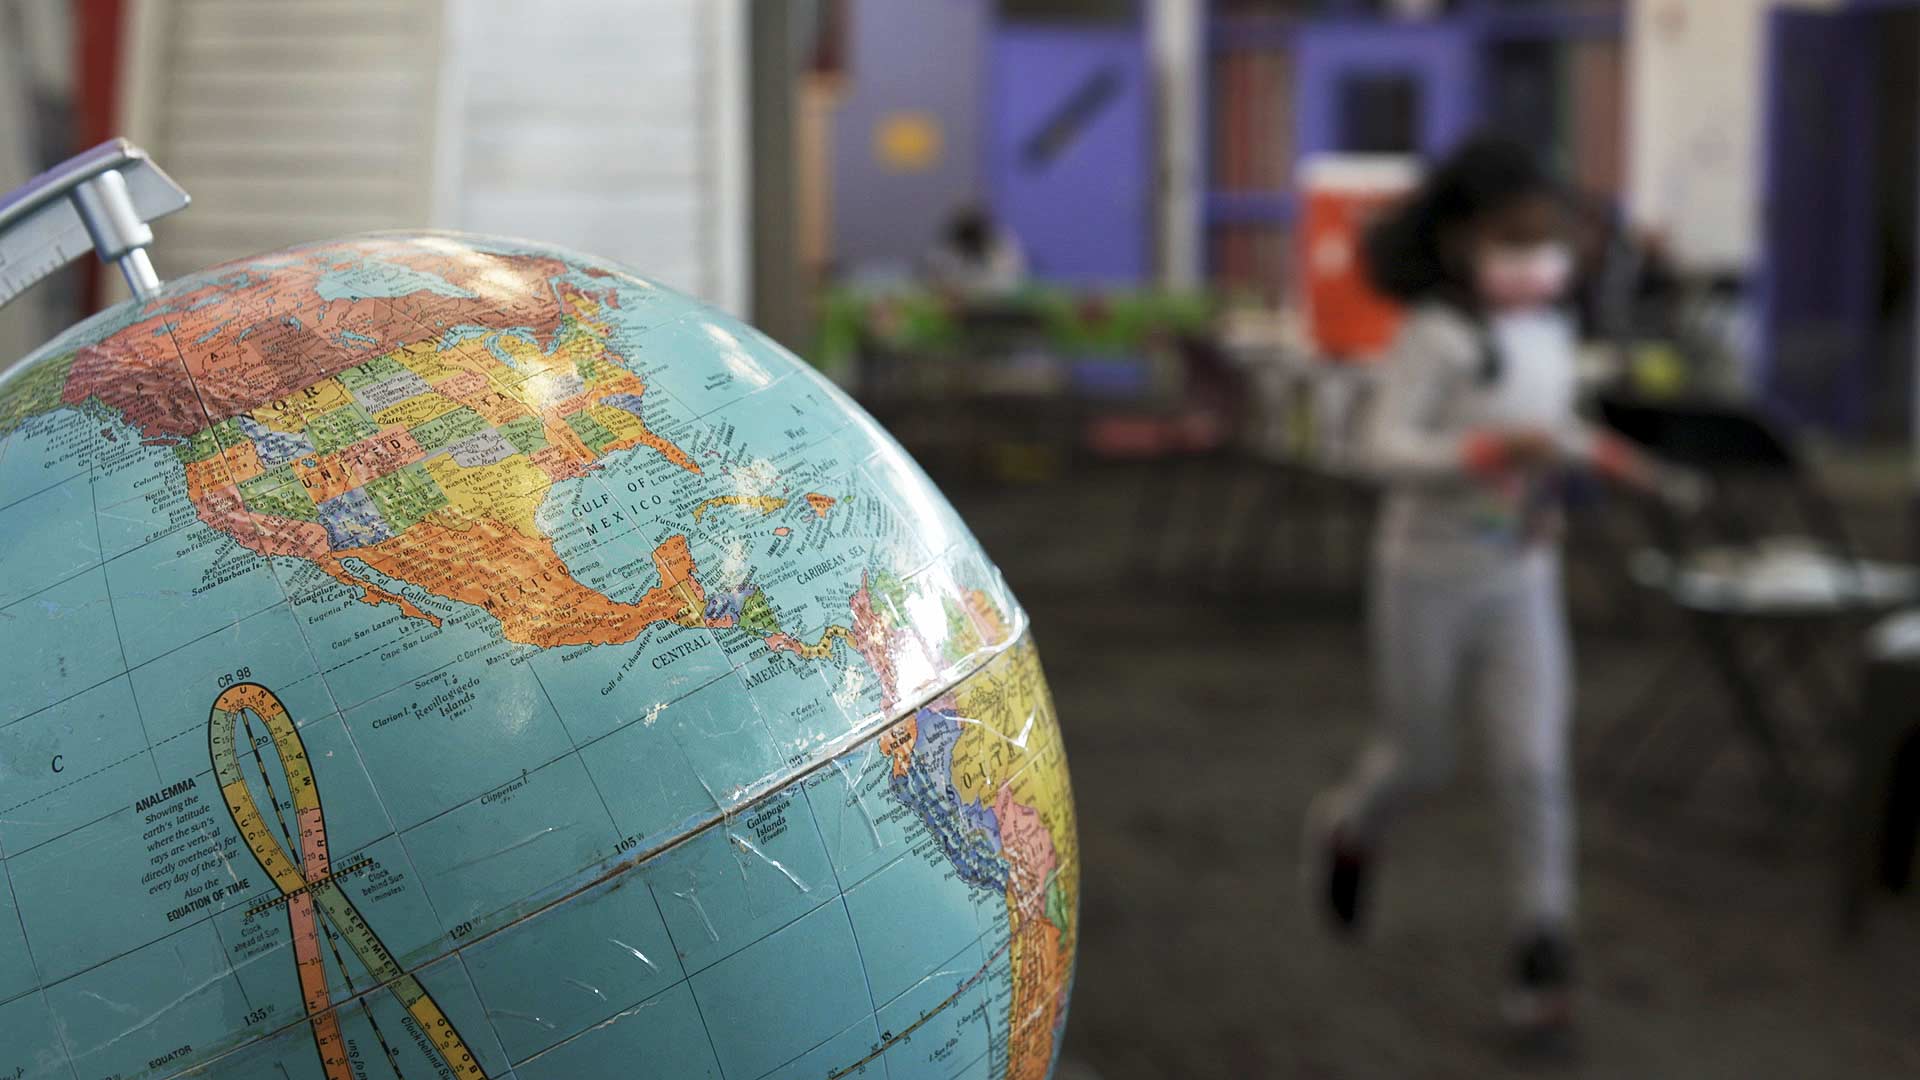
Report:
0,233,1077,1080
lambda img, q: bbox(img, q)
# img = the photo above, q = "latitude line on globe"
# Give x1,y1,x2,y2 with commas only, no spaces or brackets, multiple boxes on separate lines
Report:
209,682,487,1080
824,930,1019,1080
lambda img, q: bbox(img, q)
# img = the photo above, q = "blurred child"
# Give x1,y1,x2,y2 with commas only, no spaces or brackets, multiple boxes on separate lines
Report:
1305,137,1691,1036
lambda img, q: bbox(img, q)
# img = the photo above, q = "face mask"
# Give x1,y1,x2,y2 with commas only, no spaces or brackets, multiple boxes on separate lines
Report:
1476,242,1572,310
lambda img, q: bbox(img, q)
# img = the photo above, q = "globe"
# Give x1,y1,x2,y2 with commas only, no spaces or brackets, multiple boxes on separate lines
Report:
0,234,1076,1080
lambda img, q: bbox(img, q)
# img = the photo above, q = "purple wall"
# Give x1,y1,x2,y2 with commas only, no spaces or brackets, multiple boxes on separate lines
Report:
1758,6,1879,433
987,27,1152,284
830,0,989,271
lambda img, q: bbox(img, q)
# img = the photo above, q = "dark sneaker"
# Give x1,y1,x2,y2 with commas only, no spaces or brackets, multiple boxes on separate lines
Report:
1303,794,1370,937
1503,929,1577,1045
1328,842,1369,932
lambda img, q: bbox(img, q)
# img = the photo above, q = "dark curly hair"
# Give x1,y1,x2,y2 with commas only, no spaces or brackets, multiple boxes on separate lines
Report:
1362,135,1561,304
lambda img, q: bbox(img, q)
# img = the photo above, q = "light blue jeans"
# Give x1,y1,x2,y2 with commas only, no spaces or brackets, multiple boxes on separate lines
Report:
1334,549,1574,931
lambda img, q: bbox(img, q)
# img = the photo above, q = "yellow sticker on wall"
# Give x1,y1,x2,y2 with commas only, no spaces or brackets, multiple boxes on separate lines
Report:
875,111,943,173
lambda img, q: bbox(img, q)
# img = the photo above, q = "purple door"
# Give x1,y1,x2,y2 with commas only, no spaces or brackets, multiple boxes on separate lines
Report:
987,27,1152,285
1758,8,1880,434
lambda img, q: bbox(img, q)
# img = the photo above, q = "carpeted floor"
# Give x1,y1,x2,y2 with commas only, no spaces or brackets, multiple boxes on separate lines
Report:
944,465,1920,1079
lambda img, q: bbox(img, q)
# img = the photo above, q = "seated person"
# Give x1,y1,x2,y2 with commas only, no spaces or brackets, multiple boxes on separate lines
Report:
923,204,1027,296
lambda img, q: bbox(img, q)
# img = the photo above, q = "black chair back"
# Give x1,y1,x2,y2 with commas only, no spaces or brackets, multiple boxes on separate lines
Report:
1598,395,1857,568
1597,397,1799,473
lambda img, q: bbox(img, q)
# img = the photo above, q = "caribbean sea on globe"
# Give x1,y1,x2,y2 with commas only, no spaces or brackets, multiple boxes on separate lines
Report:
0,233,1077,1080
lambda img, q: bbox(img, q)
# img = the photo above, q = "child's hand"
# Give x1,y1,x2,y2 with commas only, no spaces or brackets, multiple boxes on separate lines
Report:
1497,429,1562,467
1600,440,1708,512
1651,464,1709,513
1462,428,1563,478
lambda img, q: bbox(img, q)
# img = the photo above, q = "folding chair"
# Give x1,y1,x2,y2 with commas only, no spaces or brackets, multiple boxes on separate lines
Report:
1838,613,1920,935
1219,360,1380,602
1125,334,1263,581
856,302,1058,481
1594,397,1919,810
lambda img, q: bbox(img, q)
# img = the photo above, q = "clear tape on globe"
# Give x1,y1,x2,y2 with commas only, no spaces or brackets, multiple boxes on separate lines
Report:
0,232,1077,1080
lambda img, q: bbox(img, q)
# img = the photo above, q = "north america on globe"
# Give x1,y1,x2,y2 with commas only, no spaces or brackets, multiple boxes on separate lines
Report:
47,239,859,654
0,234,1077,1080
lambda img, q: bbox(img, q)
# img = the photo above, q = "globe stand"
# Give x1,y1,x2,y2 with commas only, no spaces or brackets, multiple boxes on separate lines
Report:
0,137,189,308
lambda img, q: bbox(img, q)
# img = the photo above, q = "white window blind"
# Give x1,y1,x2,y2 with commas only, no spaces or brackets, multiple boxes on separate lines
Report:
119,0,748,311
120,0,443,282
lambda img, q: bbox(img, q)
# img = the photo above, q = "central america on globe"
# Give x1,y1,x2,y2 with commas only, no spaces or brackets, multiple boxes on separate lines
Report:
0,232,1077,1080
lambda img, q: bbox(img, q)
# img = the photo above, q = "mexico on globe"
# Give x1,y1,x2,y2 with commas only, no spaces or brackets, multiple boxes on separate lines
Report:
0,141,1077,1080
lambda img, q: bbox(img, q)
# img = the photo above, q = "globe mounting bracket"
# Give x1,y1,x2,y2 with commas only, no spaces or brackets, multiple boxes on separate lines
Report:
0,137,190,310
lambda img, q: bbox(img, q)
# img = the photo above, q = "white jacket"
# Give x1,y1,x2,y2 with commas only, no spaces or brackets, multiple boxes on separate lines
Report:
1368,302,1602,577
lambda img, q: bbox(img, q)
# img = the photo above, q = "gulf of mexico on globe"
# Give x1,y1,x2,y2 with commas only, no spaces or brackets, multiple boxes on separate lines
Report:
0,233,1078,1080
